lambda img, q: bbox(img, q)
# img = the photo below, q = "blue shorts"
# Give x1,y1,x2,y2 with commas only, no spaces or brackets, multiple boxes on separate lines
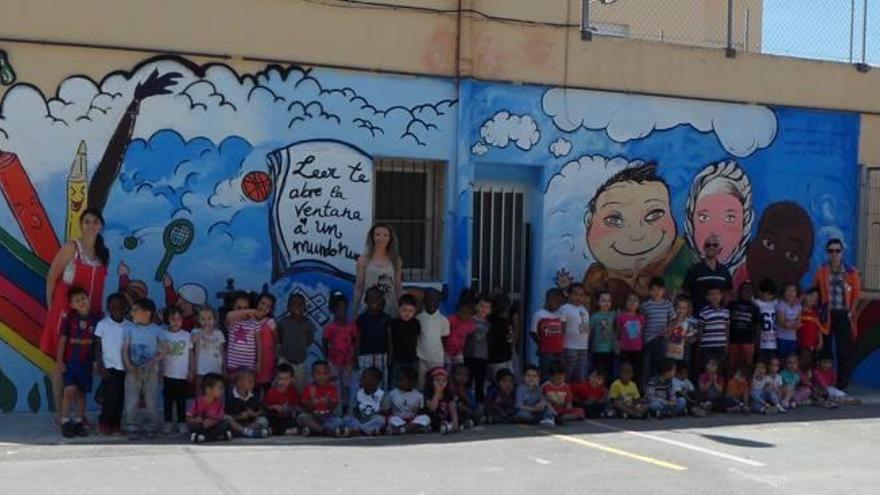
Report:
776,339,798,360
63,361,94,393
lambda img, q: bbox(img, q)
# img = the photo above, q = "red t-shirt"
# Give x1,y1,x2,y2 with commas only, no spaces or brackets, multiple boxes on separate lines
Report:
616,313,646,352
813,367,837,389
532,309,564,354
444,314,476,357
302,383,339,415
187,396,225,421
570,381,607,402
798,309,822,350
323,321,358,366
264,385,300,409
541,381,572,409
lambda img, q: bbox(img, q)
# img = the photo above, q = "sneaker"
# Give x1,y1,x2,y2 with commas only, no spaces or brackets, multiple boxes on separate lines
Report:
190,432,205,443
539,418,556,428
300,426,312,437
260,428,270,438
654,410,662,419
691,406,707,418
74,422,88,437
243,427,256,438
440,423,450,435
61,421,75,439
464,419,475,430
602,409,616,419
161,423,174,435
284,427,299,436
343,427,352,437
776,404,787,413
621,412,629,420
178,424,189,435
224,430,233,441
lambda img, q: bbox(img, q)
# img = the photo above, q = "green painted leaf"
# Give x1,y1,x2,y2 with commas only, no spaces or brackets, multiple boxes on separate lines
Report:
0,365,18,413
43,375,55,412
28,382,41,412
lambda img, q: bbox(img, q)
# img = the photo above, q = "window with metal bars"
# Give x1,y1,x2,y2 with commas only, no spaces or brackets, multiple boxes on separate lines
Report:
859,167,880,292
373,158,445,281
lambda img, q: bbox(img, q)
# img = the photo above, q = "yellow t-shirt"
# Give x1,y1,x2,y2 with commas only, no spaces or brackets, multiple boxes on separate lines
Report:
609,379,641,403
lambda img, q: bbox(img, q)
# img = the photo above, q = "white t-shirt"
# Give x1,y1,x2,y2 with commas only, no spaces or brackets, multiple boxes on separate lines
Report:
353,388,385,418
775,301,801,342
559,303,590,350
416,311,450,364
752,375,773,393
94,317,132,371
388,388,424,419
754,299,778,350
192,328,226,375
161,330,193,379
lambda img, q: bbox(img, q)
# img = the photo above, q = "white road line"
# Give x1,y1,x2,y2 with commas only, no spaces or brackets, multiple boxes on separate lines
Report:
530,457,552,465
584,420,766,467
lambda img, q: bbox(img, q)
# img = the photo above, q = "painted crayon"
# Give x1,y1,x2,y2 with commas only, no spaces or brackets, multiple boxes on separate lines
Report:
0,152,60,264
65,141,89,241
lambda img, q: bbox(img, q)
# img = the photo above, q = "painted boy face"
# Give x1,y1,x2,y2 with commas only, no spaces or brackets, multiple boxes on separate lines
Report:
587,181,676,271
746,202,814,285
694,192,744,263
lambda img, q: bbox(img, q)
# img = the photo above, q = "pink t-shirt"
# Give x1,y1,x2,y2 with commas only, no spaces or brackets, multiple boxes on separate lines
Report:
323,321,358,366
445,314,476,357
616,313,646,352
187,396,225,422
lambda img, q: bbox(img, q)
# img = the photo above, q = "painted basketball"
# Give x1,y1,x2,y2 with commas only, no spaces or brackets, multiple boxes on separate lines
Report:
242,171,272,202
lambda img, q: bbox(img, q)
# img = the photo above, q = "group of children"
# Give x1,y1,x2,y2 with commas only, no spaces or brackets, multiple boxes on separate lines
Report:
53,272,859,443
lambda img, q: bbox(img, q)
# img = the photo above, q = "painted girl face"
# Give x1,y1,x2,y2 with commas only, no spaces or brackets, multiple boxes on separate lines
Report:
587,181,676,271
694,192,744,263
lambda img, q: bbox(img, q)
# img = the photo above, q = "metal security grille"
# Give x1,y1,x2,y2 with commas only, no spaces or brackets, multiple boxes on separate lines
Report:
861,167,880,291
471,185,528,301
374,158,445,281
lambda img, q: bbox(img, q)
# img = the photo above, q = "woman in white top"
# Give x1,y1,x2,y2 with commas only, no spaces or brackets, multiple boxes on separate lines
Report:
353,223,404,318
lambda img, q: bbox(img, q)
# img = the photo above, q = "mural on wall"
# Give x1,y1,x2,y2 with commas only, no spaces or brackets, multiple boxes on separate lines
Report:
463,80,880,383
0,55,456,411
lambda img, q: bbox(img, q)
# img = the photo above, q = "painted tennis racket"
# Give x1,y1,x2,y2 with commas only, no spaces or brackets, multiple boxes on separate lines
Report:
153,218,195,281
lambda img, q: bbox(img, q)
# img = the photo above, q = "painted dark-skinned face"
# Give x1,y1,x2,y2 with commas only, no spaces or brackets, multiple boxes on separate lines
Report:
746,202,814,285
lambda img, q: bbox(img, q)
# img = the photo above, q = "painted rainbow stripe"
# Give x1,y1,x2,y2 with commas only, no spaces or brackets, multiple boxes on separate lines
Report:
0,274,46,347
0,152,60,264
0,320,54,374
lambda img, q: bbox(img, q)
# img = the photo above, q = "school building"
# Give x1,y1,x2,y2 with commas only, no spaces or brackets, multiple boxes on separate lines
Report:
0,0,878,412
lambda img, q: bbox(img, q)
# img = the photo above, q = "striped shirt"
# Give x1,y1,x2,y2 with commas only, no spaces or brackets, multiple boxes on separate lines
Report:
698,306,729,349
640,299,676,343
227,318,264,370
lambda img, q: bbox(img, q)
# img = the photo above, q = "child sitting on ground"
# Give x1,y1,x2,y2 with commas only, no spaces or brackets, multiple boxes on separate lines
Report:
671,365,704,417
485,368,517,424
542,363,586,425
609,362,648,419
450,363,478,429
57,287,101,438
424,367,459,434
570,369,609,419
698,358,725,412
767,357,788,413
344,367,388,436
751,361,782,414
781,354,811,409
299,361,346,436
387,366,431,434
515,365,556,426
813,357,861,406
263,363,300,436
226,369,270,438
186,373,232,443
725,365,751,413
647,360,686,418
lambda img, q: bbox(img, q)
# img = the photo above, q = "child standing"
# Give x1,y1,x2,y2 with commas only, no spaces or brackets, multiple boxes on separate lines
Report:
616,293,646,385
640,277,675,389
750,361,782,413
725,365,751,413
559,283,591,384
608,362,647,419
344,367,388,436
531,288,566,380
253,294,278,393
192,306,225,388
696,286,730,376
161,307,194,435
387,366,431,434
95,293,131,435
186,373,232,443
56,287,100,438
487,293,515,387
416,288,449,387
465,294,492,402
665,296,698,367
444,290,476,368
485,368,517,423
356,287,391,389
589,291,616,379
798,288,825,359
225,295,268,379
424,367,459,434
755,279,779,364
277,293,318,393
515,365,555,426
570,369,609,418
299,361,346,436
542,363,586,424
450,364,478,429
389,295,421,388
123,298,166,439
726,281,761,373
775,283,802,360
323,293,358,409
698,358,725,412
226,369,270,438
263,363,301,436
647,361,686,418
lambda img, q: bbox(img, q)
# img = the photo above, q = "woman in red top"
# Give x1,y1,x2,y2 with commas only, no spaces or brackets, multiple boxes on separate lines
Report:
41,208,109,423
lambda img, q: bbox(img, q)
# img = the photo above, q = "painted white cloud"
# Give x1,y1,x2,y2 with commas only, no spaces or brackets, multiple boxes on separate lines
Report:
549,137,572,158
542,88,777,157
479,111,540,151
541,155,645,290
471,142,488,156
